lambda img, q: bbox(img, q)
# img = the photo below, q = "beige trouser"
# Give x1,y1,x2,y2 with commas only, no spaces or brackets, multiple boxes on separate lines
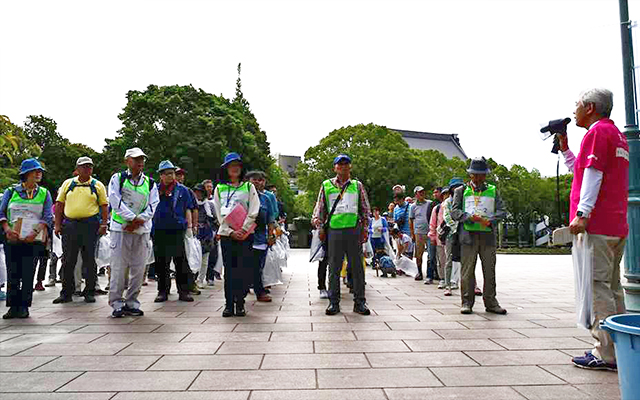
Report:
436,245,446,283
460,232,499,310
583,234,626,364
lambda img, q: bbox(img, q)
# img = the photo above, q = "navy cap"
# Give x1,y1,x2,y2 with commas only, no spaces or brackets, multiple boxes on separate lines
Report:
333,154,352,165
221,152,242,168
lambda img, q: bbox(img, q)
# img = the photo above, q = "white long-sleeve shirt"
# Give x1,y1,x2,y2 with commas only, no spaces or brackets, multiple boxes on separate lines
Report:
212,182,260,237
108,171,160,234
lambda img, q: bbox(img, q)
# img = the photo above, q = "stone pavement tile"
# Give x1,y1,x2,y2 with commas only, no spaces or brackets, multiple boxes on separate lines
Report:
354,330,440,341
386,322,467,330
154,324,236,333
384,386,525,400
204,316,277,324
482,313,558,321
112,392,249,400
0,334,21,343
18,343,128,356
35,355,160,371
366,351,477,367
512,385,586,399
315,340,409,353
190,369,316,390
270,331,356,341
431,365,565,386
73,325,161,333
434,329,525,339
131,317,207,325
262,353,369,369
55,318,135,325
412,314,488,322
91,333,188,343
465,350,571,365
0,393,115,400
250,389,386,400
234,323,311,332
0,356,56,371
119,342,222,355
276,316,347,323
539,365,620,384
317,367,441,388
459,320,542,329
513,328,592,338
0,342,39,356
405,339,505,352
312,323,390,331
0,372,82,392
529,320,577,328
182,332,271,342
492,338,591,350
149,354,262,370
0,325,85,334
0,318,71,326
58,371,199,392
345,315,418,323
574,383,620,399
2,333,104,345
217,341,313,354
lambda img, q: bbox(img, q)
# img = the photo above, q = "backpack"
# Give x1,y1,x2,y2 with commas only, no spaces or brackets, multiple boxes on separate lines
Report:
66,178,99,204
379,255,396,271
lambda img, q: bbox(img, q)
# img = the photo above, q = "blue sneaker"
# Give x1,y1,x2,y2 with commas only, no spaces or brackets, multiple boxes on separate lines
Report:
572,351,617,371
112,308,125,318
0,291,6,301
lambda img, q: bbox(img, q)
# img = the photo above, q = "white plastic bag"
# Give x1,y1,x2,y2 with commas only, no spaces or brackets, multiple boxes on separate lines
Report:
0,244,6,286
146,239,155,265
52,233,63,258
185,235,202,274
95,234,111,268
262,246,283,287
310,229,325,262
572,233,594,329
396,255,419,277
363,240,374,259
213,241,223,274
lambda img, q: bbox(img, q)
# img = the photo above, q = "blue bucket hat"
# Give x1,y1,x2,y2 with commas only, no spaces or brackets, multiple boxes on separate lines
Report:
333,154,352,165
19,158,45,176
157,160,177,173
221,152,242,168
467,157,490,174
447,177,464,187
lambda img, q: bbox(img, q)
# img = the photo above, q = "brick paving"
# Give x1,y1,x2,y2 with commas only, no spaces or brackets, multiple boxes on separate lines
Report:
0,250,621,399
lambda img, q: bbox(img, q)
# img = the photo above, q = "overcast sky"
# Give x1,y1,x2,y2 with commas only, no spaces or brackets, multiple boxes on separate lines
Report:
1,0,638,177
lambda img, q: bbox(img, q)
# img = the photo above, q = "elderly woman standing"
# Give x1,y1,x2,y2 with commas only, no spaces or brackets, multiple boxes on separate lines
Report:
213,153,259,318
0,159,53,319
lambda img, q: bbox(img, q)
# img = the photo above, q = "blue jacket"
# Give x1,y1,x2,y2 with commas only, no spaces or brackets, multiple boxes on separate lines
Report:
393,202,411,234
253,191,275,247
152,183,195,231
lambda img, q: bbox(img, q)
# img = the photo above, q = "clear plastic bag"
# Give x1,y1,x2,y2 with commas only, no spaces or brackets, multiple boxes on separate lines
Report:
0,244,6,286
95,234,111,268
396,255,419,277
572,233,594,329
310,229,325,262
146,239,155,265
52,232,63,258
185,235,203,274
363,240,374,259
263,246,283,287
213,241,223,274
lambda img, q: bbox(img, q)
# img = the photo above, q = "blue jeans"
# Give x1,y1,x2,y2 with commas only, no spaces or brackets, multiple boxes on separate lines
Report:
427,241,436,280
252,248,267,297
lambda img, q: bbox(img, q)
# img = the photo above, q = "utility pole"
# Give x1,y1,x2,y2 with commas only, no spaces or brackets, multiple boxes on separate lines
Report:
619,0,640,312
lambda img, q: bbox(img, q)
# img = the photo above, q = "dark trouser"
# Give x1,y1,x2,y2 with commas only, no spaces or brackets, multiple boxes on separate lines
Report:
154,229,191,295
328,227,365,305
60,216,99,298
5,242,44,308
206,238,219,282
252,248,267,297
427,241,436,280
35,249,50,282
460,232,499,310
318,243,329,290
221,236,253,308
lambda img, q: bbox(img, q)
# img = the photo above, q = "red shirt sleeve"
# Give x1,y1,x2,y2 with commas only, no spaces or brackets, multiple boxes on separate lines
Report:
581,128,609,172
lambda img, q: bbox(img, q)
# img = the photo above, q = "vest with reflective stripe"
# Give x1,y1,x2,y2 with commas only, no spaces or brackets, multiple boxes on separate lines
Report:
217,182,251,210
112,174,151,224
323,179,359,229
7,186,48,228
463,184,496,232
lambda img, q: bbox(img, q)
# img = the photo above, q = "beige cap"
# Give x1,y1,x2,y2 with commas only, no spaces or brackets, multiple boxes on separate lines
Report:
76,156,94,166
124,147,147,159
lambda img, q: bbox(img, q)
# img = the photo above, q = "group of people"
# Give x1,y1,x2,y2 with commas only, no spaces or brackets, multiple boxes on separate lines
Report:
0,148,287,319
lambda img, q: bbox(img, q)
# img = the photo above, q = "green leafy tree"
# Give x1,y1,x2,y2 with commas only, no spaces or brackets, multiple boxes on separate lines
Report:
0,116,41,189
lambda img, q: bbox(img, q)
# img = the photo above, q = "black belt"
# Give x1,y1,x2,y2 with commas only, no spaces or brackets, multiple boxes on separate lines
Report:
64,214,100,223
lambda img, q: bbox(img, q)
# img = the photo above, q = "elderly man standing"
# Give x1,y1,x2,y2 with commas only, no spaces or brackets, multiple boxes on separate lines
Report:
312,154,371,316
108,148,159,317
559,88,629,371
53,156,109,304
409,186,433,282
451,157,507,315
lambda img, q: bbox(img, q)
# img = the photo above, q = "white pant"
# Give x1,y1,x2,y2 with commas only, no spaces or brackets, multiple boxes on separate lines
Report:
197,252,210,283
108,231,150,310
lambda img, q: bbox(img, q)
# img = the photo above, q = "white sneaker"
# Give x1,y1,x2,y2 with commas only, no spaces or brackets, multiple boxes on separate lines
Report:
319,290,329,299
437,280,445,289
207,280,215,287
451,282,459,290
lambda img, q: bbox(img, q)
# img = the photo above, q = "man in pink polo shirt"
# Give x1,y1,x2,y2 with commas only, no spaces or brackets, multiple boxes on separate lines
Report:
559,88,629,371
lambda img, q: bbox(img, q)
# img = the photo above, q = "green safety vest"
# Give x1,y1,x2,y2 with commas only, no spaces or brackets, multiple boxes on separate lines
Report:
112,173,151,225
7,186,48,228
217,182,251,210
463,184,496,232
323,179,359,229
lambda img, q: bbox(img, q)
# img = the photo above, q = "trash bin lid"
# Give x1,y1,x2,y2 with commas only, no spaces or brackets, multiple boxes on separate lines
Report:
603,314,640,336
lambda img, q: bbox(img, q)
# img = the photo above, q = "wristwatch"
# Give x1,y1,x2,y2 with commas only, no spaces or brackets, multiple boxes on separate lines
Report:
576,211,587,218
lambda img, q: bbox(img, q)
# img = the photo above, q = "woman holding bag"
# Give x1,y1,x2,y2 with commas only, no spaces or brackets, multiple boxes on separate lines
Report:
0,159,53,319
213,153,259,317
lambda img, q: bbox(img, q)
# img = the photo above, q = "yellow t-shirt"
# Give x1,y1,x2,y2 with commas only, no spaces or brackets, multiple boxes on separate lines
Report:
56,177,108,220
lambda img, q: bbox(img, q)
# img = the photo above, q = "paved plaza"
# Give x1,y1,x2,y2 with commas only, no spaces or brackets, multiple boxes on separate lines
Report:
0,250,621,399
